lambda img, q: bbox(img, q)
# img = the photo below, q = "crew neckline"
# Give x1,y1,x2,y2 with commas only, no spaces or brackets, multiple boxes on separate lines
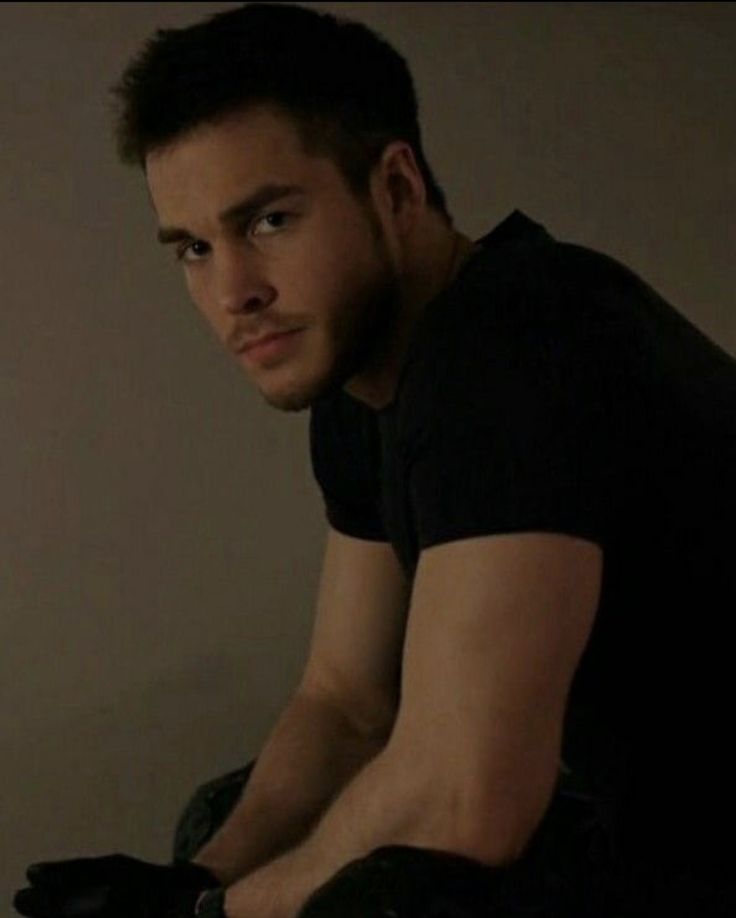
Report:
356,210,549,415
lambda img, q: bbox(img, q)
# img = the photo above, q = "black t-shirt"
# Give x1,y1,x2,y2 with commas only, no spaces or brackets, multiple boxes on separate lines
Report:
309,211,736,874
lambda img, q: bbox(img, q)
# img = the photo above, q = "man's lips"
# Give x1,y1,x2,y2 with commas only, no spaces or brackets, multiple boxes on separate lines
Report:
236,329,302,353
236,328,305,365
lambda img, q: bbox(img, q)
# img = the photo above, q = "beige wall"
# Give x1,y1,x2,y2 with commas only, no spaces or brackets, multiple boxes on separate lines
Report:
2,0,734,902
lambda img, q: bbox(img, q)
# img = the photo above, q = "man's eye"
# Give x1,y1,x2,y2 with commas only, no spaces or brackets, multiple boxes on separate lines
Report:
252,211,291,236
175,240,209,263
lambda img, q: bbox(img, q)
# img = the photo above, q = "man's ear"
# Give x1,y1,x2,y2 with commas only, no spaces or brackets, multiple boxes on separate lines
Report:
373,140,427,227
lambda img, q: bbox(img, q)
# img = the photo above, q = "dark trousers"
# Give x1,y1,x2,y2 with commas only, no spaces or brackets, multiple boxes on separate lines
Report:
172,761,736,916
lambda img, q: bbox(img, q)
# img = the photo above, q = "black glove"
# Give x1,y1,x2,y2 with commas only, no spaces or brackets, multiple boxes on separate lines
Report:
13,854,220,918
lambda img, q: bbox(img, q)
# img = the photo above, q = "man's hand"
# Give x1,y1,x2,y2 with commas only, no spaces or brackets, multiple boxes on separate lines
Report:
13,854,221,918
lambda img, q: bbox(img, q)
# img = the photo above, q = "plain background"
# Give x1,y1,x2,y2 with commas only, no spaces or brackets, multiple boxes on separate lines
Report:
2,1,734,906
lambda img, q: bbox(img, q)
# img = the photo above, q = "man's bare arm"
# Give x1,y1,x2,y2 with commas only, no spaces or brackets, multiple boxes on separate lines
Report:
221,531,602,918
191,528,410,886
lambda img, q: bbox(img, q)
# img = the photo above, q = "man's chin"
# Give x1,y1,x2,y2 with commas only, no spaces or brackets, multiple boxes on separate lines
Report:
259,387,313,413
257,371,345,413
251,331,382,412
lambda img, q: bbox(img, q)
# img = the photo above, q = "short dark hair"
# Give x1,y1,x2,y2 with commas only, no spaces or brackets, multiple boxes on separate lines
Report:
111,2,451,222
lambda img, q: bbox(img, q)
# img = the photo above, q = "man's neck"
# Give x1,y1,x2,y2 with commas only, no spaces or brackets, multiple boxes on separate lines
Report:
345,227,478,411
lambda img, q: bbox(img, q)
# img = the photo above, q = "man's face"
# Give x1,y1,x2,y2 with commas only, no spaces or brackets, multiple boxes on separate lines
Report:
145,107,401,411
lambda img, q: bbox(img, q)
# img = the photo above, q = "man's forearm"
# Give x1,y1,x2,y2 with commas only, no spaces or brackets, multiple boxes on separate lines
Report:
191,688,391,886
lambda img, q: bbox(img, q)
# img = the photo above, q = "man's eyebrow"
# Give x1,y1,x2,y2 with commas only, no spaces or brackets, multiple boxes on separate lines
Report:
156,183,306,245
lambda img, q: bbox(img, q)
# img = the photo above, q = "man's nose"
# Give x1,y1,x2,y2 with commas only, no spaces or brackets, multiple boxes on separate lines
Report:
215,249,276,315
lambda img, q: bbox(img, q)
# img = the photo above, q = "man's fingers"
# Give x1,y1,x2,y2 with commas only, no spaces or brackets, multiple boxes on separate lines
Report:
26,855,129,888
14,883,110,918
13,888,36,918
15,886,58,918
26,859,95,887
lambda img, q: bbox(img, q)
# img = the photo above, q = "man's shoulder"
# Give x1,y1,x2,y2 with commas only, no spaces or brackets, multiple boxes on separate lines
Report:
418,228,631,347
394,233,637,427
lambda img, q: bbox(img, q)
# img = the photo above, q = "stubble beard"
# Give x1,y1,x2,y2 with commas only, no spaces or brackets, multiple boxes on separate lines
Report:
260,242,402,414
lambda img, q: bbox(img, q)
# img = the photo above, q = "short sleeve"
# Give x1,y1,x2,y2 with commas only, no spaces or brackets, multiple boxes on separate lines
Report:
402,244,649,554
309,391,387,541
408,412,621,552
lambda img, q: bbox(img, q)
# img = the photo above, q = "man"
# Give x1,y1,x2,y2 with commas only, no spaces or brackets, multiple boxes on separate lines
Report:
14,3,735,917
